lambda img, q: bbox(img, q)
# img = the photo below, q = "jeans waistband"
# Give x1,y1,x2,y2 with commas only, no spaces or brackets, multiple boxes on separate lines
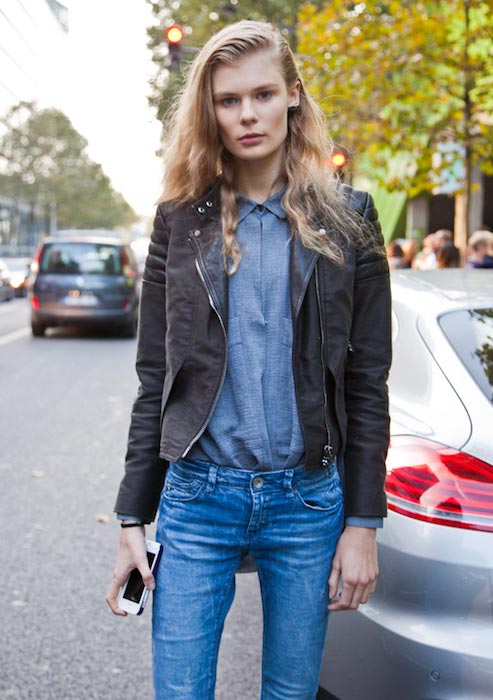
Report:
172,457,334,492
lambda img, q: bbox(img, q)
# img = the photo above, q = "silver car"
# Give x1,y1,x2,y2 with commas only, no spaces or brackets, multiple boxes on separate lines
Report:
318,270,493,700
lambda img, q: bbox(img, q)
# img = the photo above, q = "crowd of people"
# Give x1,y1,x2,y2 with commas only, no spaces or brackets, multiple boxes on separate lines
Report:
386,229,493,270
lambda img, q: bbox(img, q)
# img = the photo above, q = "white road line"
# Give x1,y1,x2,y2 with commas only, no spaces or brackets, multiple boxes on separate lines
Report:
0,327,30,347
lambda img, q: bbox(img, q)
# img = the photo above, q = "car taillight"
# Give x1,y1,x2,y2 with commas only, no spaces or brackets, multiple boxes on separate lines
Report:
31,295,40,310
386,436,493,532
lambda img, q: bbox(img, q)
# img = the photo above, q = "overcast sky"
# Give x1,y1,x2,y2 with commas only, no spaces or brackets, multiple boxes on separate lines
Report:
62,1,163,218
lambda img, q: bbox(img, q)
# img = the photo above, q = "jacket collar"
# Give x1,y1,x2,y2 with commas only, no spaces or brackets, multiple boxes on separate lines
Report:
188,180,321,325
190,181,221,222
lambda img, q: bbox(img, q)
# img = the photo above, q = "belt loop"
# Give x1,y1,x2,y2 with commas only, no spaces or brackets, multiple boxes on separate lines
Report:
206,464,218,493
283,468,295,497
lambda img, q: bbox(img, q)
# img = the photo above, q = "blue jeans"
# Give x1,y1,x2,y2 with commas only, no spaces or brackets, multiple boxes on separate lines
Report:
152,458,344,700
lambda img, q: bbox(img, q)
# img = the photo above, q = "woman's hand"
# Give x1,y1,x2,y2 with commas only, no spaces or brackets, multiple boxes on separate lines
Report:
328,526,379,611
105,526,155,616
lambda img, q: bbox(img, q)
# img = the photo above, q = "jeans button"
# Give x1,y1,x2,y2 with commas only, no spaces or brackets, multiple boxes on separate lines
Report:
253,476,264,489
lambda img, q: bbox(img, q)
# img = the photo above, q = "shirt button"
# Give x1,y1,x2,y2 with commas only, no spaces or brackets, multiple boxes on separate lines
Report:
256,205,265,213
253,476,264,489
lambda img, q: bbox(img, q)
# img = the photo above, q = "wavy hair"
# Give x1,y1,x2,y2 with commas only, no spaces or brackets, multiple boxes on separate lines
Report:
159,20,364,273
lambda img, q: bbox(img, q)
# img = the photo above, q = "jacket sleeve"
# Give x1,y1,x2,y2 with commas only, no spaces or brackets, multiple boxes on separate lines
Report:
343,190,391,518
114,205,170,522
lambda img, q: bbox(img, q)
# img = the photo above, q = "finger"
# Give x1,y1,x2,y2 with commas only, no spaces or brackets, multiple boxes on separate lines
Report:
105,578,128,616
328,582,355,611
136,559,156,591
348,582,372,609
328,562,341,601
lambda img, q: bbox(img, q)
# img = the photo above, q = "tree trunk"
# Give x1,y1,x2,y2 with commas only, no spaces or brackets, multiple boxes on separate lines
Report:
454,192,468,252
455,0,472,254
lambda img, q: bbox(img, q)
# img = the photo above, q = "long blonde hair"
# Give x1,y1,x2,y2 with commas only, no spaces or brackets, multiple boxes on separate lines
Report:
160,20,363,273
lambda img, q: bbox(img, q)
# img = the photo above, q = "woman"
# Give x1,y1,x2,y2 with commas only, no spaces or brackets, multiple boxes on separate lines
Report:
106,20,391,700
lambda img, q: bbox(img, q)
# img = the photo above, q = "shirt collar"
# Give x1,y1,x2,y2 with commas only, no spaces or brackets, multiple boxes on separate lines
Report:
237,186,287,224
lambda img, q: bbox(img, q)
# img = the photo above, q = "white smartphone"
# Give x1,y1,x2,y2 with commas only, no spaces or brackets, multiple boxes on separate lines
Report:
118,539,163,615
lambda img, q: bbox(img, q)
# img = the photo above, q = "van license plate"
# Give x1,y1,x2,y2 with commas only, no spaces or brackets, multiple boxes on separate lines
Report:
63,291,98,306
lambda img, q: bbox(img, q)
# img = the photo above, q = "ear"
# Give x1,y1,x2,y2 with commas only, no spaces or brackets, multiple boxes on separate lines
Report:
288,79,301,108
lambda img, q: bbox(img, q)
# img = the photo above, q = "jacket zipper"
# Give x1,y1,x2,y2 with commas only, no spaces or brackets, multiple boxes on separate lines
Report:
315,265,334,467
182,237,228,456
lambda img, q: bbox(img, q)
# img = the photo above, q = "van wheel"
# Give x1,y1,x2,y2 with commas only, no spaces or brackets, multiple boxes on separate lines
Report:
32,322,46,337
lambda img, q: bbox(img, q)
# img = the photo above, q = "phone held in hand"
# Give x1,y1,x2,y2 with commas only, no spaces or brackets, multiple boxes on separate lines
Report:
118,539,163,615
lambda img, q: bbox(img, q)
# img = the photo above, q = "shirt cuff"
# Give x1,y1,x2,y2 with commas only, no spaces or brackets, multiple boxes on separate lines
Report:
346,517,383,529
116,513,145,522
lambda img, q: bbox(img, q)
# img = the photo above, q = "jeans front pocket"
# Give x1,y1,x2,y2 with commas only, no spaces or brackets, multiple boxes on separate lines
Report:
295,465,343,512
163,466,205,503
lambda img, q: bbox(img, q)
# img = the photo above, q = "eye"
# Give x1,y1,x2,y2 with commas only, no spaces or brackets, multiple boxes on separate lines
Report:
219,96,237,106
257,91,273,100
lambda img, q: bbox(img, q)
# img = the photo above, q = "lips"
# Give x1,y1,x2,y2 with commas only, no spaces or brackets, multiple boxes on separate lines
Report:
239,133,264,143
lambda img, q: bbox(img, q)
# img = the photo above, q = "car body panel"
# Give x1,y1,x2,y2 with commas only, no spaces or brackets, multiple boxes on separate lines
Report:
319,270,493,700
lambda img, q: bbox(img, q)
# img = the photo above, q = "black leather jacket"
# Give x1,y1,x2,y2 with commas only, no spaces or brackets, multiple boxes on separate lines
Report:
115,184,391,522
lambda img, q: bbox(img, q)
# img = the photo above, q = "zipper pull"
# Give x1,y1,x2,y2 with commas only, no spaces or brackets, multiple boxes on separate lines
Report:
322,444,334,468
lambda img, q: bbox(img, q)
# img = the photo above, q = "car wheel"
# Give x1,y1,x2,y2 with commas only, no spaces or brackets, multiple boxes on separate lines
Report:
31,322,46,337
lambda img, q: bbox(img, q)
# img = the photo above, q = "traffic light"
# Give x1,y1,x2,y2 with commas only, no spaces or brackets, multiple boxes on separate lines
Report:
165,24,184,69
330,151,347,169
329,150,348,181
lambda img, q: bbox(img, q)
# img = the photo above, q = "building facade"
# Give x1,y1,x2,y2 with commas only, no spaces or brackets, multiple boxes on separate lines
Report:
0,0,69,253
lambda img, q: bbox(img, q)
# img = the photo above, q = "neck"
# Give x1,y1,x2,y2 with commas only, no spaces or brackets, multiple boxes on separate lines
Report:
235,155,286,203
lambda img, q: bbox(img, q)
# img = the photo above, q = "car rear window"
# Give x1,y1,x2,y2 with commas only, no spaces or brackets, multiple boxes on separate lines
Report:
40,242,122,275
439,308,493,402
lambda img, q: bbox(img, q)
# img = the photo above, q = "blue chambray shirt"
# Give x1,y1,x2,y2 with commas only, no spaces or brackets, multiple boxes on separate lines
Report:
190,189,305,471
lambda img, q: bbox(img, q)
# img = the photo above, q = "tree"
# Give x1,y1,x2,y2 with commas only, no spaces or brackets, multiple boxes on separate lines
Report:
0,102,137,230
146,0,303,121
297,0,493,247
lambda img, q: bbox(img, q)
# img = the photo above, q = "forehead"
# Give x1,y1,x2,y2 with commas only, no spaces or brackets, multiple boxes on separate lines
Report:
211,51,285,93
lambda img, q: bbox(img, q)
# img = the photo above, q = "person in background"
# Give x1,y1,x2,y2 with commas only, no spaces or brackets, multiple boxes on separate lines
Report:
400,238,420,269
466,230,493,269
436,242,462,269
106,20,391,700
386,240,407,269
413,229,453,270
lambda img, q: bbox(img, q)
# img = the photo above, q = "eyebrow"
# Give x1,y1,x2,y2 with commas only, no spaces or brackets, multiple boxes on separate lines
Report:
212,82,280,99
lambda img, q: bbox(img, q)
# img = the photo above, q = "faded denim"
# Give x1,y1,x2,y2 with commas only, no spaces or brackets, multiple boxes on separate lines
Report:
152,458,344,700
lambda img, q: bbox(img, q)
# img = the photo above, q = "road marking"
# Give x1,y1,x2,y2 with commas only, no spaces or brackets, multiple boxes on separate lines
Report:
0,327,30,347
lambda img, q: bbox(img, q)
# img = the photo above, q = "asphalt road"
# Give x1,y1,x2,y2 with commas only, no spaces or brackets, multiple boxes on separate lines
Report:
0,299,262,700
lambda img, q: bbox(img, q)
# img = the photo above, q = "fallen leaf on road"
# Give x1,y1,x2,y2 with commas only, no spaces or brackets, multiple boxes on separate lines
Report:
96,513,111,523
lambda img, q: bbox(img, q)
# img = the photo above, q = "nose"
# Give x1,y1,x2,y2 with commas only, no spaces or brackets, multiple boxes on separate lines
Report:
239,98,258,124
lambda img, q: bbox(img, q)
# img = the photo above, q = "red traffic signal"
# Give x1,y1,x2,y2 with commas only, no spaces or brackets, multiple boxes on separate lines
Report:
165,24,184,45
330,151,347,169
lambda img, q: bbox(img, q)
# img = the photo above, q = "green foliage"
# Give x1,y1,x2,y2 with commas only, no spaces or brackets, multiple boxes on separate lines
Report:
146,0,303,121
297,0,493,196
0,102,137,229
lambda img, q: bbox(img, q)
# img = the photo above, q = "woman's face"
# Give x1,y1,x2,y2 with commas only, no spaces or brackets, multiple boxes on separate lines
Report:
211,51,300,169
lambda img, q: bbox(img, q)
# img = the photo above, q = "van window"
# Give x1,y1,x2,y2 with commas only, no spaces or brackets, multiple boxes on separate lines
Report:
40,243,122,276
